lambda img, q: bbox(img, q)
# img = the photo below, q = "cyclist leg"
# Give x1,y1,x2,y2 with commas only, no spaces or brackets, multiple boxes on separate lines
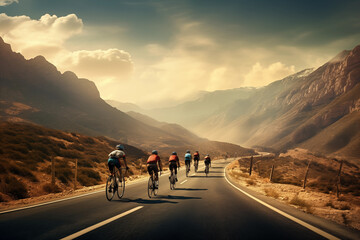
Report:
108,159,115,175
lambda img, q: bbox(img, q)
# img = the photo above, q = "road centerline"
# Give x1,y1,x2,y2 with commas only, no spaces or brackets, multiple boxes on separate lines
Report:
60,206,144,240
180,180,188,185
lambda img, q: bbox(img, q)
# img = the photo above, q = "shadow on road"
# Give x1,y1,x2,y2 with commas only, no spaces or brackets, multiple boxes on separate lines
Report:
157,195,202,200
116,198,178,204
210,166,224,169
188,175,224,178
174,188,208,191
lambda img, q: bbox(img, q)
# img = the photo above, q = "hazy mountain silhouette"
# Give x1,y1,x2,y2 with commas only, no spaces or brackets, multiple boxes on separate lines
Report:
145,45,360,161
0,37,253,157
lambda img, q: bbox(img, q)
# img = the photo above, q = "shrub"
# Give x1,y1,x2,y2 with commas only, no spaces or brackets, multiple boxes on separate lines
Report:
340,204,351,210
56,168,73,184
246,179,256,186
78,159,92,168
264,188,279,199
42,183,61,193
60,149,81,159
325,201,335,208
289,195,312,213
8,164,38,182
2,176,28,199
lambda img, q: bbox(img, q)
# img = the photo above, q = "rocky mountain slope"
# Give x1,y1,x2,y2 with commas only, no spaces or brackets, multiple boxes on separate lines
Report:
0,37,254,157
144,45,360,161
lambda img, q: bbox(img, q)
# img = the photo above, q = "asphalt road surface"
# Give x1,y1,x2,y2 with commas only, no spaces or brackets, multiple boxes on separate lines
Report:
1,159,359,240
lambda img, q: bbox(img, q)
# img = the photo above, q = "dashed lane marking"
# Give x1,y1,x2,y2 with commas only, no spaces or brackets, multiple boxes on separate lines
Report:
180,180,188,185
60,206,143,240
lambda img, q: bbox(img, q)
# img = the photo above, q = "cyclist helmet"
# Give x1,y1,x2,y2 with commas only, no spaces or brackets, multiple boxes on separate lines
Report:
116,144,124,150
172,152,177,155
152,150,158,155
186,150,190,153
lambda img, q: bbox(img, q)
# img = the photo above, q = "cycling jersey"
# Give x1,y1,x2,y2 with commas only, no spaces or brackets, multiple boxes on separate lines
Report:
108,150,125,162
194,152,200,161
204,156,211,164
169,155,179,162
147,154,160,163
185,153,192,161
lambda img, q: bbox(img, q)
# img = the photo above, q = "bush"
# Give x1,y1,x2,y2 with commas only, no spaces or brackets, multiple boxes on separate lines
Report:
2,176,28,199
8,164,38,182
246,179,256,186
56,168,73,184
78,168,101,186
289,195,312,213
42,183,61,193
60,149,81,159
264,188,279,199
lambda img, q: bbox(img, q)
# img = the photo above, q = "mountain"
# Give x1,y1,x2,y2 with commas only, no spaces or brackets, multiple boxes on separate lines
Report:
0,37,254,157
146,45,360,161
105,100,143,113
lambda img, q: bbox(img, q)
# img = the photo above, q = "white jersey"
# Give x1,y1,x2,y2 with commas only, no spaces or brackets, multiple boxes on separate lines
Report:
108,150,125,159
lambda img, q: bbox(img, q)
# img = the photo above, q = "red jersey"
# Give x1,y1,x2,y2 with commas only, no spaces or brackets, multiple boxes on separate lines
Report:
169,155,179,162
147,154,160,163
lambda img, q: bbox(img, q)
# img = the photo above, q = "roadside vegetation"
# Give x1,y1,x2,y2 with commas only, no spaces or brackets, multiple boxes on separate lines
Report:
0,121,148,202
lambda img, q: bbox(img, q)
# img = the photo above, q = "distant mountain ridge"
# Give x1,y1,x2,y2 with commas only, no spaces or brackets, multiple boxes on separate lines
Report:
143,45,360,160
0,37,254,157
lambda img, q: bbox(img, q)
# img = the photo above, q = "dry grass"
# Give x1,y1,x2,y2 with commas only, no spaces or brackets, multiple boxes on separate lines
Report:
246,179,256,186
289,194,313,213
264,188,280,199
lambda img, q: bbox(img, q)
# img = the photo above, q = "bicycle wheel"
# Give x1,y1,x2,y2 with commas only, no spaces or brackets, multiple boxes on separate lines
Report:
105,175,116,201
205,165,209,177
147,177,153,198
169,174,175,190
154,178,159,196
116,171,125,199
186,165,189,177
195,163,198,172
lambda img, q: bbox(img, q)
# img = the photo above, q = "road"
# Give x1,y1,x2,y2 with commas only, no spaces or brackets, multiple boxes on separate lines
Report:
1,159,359,240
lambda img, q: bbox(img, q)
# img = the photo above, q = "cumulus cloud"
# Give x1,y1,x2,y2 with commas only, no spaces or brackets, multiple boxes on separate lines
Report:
0,13,134,88
243,62,295,87
59,49,133,80
0,0,18,6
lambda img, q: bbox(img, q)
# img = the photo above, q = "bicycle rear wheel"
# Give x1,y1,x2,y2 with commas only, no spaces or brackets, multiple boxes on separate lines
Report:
154,178,159,196
147,177,153,198
186,165,189,177
105,176,116,201
116,171,125,199
169,174,175,190
205,165,209,177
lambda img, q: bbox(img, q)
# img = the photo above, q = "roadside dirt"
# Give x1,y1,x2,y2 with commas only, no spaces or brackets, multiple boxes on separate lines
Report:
226,160,360,231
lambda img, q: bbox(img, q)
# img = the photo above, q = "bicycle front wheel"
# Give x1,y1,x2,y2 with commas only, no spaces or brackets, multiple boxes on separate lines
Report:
116,172,125,199
105,176,116,201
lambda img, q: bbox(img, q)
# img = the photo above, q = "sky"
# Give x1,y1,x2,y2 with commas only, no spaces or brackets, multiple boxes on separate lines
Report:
1,0,360,108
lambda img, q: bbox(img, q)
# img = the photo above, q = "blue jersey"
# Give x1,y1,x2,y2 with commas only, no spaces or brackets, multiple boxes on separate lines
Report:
185,153,192,161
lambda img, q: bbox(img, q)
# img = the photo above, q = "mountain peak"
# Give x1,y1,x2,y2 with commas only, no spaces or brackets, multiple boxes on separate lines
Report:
0,36,13,54
329,50,351,63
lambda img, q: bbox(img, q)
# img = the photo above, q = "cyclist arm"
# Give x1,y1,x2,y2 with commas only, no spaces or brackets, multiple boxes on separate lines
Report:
176,156,180,168
123,156,129,170
158,157,162,171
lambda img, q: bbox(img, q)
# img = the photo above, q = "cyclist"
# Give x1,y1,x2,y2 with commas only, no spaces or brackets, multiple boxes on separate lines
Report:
108,144,129,176
204,154,211,170
168,152,180,182
184,150,192,172
147,150,162,188
193,150,200,169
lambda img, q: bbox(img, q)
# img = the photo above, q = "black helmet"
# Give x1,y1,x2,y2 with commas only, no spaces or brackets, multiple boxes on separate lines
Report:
152,150,158,155
172,152,177,155
186,150,190,153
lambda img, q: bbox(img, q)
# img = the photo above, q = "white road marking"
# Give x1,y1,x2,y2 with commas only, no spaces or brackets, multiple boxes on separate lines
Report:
180,180,188,185
60,206,143,240
223,164,340,240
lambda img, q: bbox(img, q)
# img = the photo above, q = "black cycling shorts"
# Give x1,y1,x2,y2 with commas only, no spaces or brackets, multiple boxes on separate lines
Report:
147,163,158,175
169,161,178,174
108,158,121,172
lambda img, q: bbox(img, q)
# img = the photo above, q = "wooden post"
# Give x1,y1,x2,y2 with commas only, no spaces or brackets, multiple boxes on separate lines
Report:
74,159,78,190
51,157,55,185
139,159,142,175
249,156,253,176
336,160,343,198
269,164,274,182
303,160,311,189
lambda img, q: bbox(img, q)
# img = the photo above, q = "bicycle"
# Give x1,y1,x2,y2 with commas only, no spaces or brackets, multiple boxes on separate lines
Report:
185,162,190,177
169,168,176,190
194,160,198,172
148,170,160,198
106,167,125,201
205,163,210,177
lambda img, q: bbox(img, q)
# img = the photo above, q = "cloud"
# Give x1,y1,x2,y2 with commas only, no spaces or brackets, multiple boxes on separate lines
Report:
0,0,18,6
0,13,134,87
0,13,82,58
59,49,133,80
243,62,295,87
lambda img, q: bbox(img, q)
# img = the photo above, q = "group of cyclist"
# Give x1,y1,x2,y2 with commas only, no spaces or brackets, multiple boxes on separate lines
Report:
107,144,212,187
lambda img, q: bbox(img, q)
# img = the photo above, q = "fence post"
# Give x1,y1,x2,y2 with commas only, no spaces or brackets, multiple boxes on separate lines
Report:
139,159,142,175
303,160,311,189
249,156,253,176
74,159,78,190
269,164,274,182
257,161,261,176
336,160,343,198
51,157,55,186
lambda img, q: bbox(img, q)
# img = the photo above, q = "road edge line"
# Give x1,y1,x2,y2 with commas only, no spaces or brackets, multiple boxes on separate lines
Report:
223,163,340,240
60,206,143,240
